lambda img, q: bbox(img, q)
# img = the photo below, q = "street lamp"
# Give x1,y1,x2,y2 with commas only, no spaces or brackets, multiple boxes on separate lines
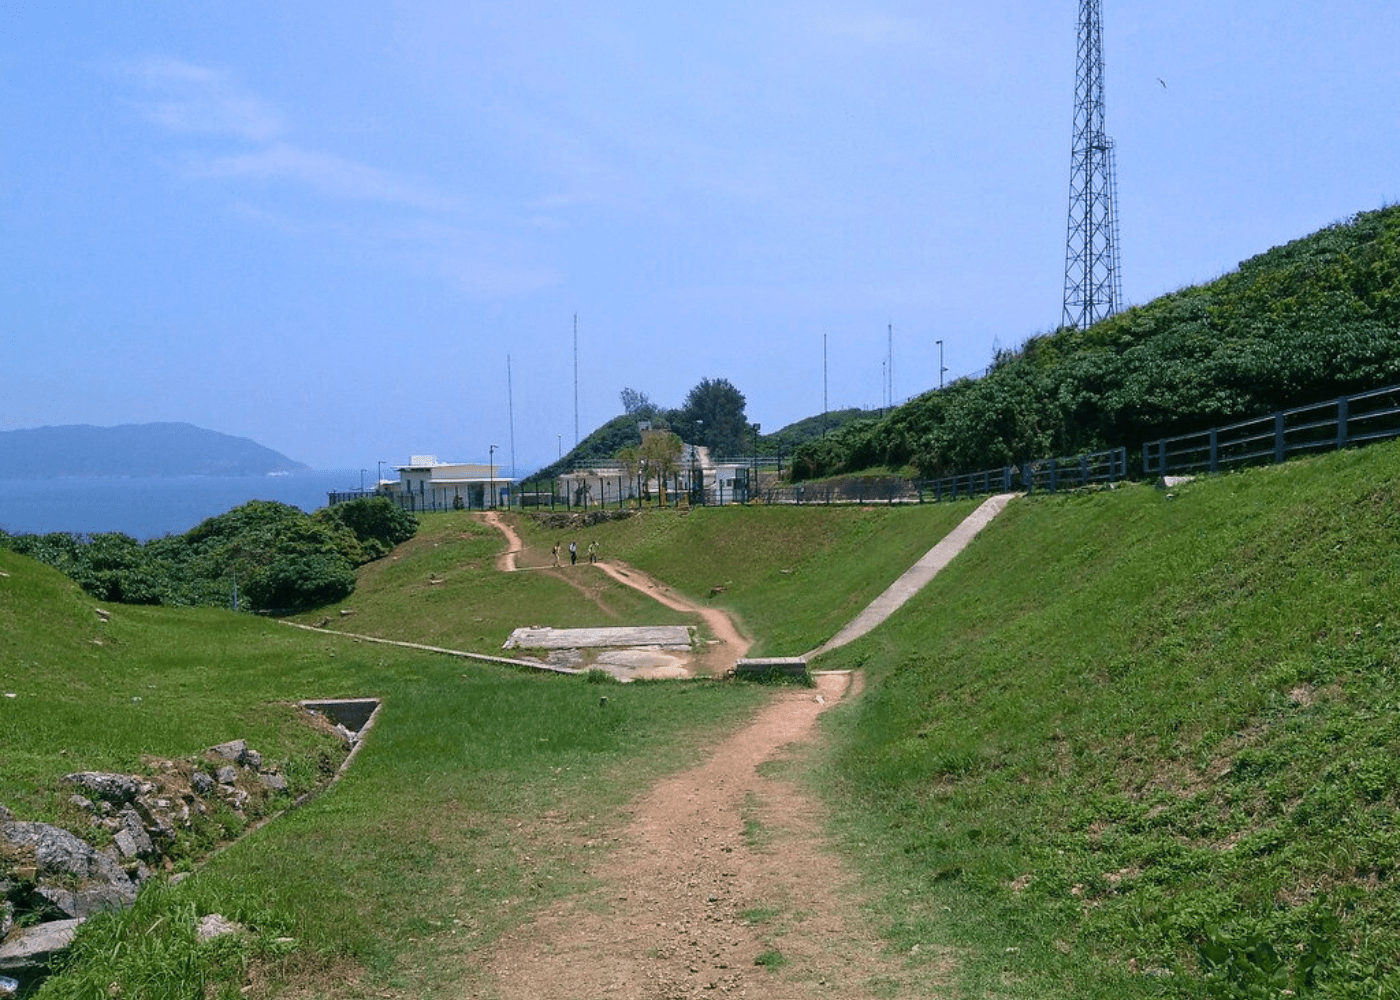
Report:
359,468,367,491
937,339,947,390
377,460,384,488
488,444,499,509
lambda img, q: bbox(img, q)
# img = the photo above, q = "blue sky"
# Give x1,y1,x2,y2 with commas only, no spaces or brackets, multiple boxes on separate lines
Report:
4,2,1397,475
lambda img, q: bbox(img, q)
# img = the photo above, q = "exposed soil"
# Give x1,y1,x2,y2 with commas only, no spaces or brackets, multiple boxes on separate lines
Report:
477,671,950,999
471,514,953,998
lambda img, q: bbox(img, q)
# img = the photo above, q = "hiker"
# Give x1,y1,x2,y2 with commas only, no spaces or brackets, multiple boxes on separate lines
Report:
588,540,598,564
569,540,578,565
551,542,561,567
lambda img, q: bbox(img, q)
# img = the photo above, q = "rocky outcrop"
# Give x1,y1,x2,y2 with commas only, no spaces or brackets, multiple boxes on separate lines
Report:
0,739,294,981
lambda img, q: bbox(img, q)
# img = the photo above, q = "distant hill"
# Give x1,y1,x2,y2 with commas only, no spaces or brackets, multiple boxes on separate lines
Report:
0,423,310,478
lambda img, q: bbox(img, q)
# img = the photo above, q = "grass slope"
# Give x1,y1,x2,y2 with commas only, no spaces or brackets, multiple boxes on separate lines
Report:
813,441,1400,998
2,543,768,999
512,500,975,656
288,512,695,652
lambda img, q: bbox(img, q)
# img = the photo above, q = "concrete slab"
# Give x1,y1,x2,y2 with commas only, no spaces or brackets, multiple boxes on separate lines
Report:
807,493,1016,659
503,626,692,650
593,648,691,681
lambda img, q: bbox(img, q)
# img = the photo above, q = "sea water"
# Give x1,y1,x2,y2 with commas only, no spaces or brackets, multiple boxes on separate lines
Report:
0,470,369,541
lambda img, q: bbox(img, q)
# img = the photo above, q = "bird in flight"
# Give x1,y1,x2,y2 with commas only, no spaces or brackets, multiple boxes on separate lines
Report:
1157,77,1167,88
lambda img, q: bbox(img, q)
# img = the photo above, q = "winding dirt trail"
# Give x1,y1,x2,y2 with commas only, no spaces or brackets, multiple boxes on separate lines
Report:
478,511,750,676
469,513,952,998
478,670,948,1000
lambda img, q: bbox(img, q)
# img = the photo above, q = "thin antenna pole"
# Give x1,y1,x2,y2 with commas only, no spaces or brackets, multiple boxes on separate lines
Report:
573,313,579,447
887,323,893,408
823,333,829,435
507,354,516,480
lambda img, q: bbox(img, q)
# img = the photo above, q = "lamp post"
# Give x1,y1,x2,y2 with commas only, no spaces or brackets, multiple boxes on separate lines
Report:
377,460,384,489
937,339,947,390
360,468,367,491
489,444,499,510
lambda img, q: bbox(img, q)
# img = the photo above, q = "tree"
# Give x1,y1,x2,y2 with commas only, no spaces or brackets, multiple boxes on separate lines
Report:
639,430,683,505
620,387,655,417
616,445,642,505
680,377,748,455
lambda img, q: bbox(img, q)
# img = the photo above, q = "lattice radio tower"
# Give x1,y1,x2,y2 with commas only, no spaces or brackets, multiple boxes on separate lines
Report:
1061,0,1122,330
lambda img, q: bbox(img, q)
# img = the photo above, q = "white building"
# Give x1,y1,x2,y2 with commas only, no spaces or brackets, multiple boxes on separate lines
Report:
389,455,514,510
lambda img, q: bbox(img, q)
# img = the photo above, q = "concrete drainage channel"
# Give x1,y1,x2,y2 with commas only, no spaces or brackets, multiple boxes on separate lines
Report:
299,698,382,788
0,698,382,993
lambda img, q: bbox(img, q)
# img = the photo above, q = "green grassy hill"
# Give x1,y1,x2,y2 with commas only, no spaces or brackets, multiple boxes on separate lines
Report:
812,440,1400,998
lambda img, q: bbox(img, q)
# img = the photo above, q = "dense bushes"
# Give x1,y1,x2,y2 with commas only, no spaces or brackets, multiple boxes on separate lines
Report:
0,496,417,612
793,205,1400,479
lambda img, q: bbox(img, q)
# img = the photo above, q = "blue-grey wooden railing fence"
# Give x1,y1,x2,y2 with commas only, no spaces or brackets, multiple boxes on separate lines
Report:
1142,384,1400,477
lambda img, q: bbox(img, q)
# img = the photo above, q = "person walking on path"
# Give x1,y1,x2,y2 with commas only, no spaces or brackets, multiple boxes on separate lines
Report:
569,541,578,566
551,542,561,567
588,540,598,564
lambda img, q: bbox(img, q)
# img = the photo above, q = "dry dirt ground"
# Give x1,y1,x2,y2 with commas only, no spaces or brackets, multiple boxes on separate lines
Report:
472,514,954,999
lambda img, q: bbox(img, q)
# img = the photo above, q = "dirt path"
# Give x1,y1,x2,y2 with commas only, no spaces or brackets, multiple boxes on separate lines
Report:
478,670,949,999
478,512,750,676
481,511,523,572
463,505,1012,997
592,560,751,675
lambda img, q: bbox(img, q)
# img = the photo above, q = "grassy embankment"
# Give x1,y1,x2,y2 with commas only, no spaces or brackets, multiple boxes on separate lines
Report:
812,440,1400,998
1,541,769,999
286,512,696,653
512,500,977,657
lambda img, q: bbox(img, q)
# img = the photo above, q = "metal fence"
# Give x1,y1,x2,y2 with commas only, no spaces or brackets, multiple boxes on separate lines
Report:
335,382,1400,516
332,446,1130,514
1142,384,1400,477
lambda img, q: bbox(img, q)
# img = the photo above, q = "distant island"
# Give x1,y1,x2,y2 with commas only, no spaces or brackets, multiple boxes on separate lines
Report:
0,423,310,479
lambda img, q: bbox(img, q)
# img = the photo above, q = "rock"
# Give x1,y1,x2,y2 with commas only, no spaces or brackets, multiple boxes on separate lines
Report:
112,829,140,858
208,740,248,762
241,749,263,771
116,806,155,858
196,913,244,940
0,901,12,938
259,773,288,793
1,821,134,892
215,765,239,786
0,917,83,973
67,794,94,812
62,773,139,806
33,882,133,920
191,771,215,795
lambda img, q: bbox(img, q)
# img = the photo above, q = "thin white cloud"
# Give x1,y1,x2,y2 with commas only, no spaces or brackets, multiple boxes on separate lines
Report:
121,56,284,142
183,144,454,211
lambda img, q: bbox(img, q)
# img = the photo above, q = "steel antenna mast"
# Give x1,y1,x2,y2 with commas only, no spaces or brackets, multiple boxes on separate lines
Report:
1061,0,1122,330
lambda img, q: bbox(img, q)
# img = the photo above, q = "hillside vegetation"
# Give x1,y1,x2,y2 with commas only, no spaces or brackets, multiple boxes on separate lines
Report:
813,440,1400,998
795,204,1400,479
0,497,416,611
